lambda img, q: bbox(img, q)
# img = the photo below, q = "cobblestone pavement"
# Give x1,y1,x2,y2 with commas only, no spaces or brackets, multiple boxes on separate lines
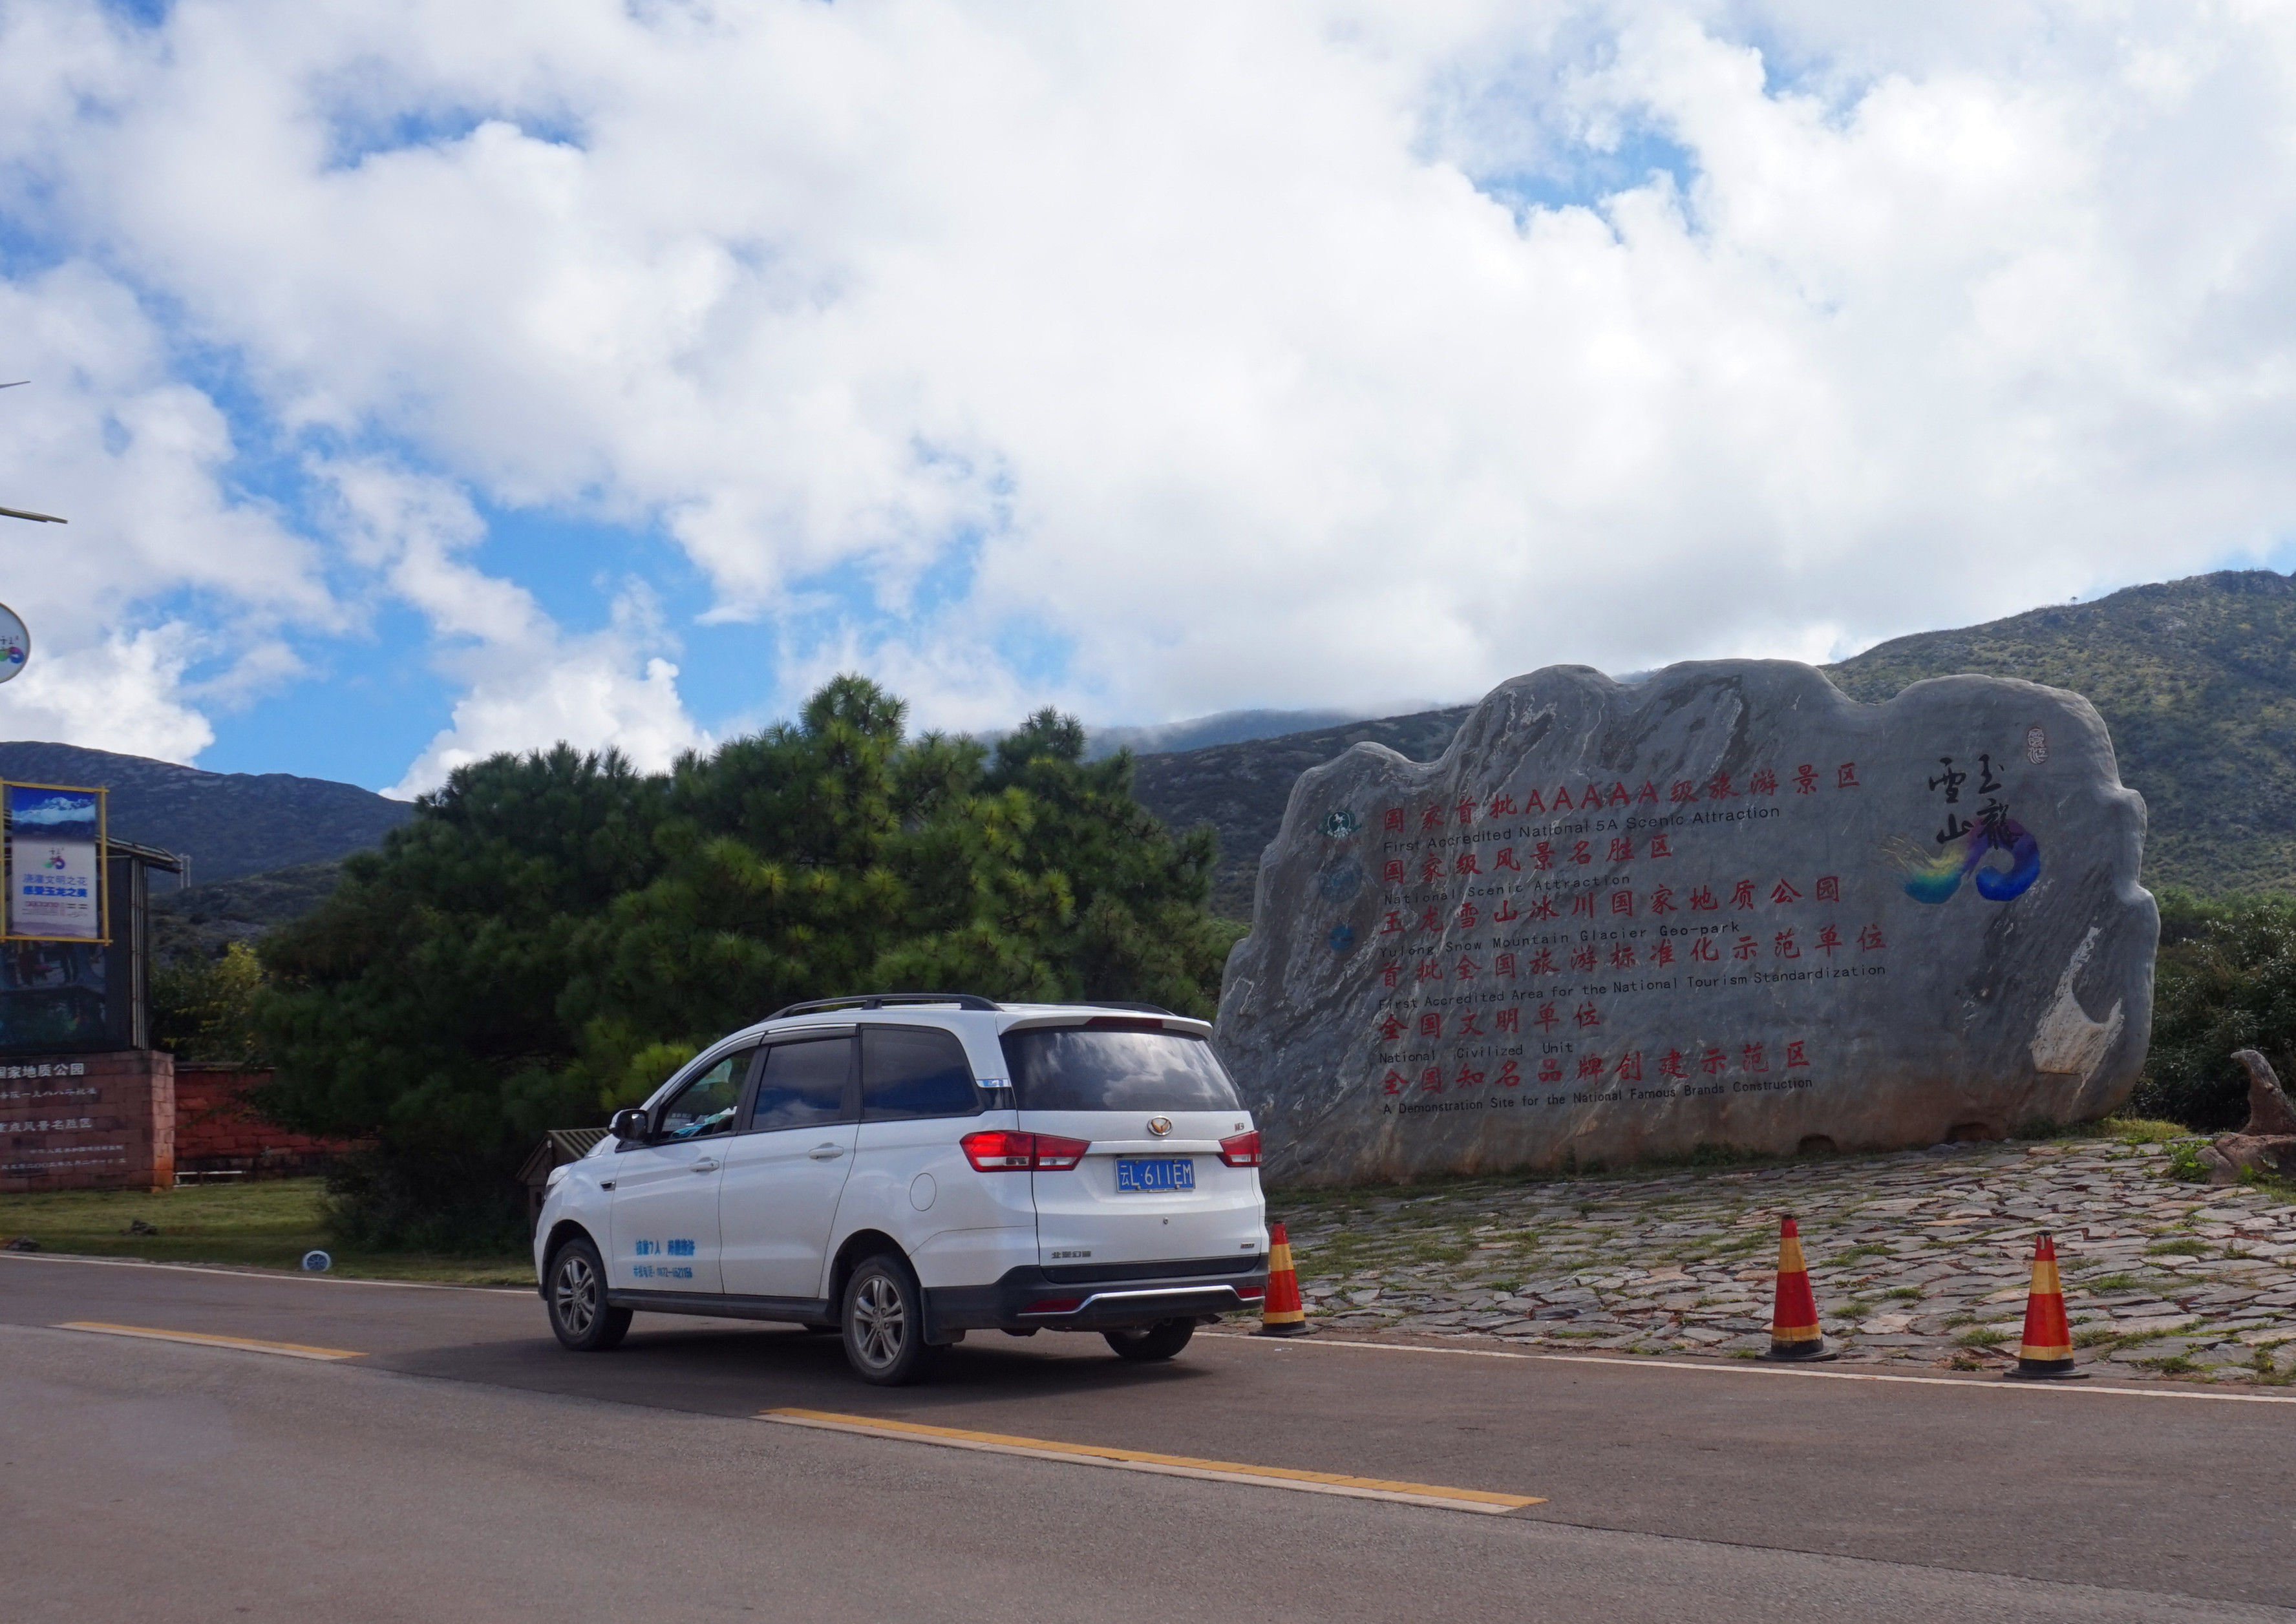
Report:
1267,1132,2296,1381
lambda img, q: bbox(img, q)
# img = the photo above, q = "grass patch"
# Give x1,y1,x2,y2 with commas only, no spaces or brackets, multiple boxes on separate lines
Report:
1879,1285,1924,1300
2084,1273,2144,1292
1825,1244,1889,1267
2163,1141,2213,1183
1955,1326,2010,1347
2143,1355,2200,1375
2073,1326,2123,1348
0,1178,529,1285
2144,1238,2210,1257
2103,1117,2189,1145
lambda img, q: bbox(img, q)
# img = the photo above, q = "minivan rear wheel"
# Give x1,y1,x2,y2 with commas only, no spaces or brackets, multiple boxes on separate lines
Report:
1103,1319,1195,1362
841,1252,939,1386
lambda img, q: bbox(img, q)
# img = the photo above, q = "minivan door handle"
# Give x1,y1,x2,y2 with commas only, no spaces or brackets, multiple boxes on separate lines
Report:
688,1158,721,1174
807,1143,845,1161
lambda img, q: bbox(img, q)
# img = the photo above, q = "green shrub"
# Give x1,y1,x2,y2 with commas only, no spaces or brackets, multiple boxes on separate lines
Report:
2136,890,2296,1130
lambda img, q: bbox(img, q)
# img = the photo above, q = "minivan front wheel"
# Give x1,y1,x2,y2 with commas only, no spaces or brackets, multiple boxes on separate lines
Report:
547,1236,632,1352
842,1253,938,1386
1103,1319,1195,1362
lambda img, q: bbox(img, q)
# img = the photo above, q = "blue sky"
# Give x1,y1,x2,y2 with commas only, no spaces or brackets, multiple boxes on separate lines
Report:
2,2,2293,795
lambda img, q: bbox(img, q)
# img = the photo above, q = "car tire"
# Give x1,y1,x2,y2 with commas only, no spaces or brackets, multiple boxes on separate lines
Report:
1103,1319,1195,1362
547,1236,632,1352
841,1252,939,1386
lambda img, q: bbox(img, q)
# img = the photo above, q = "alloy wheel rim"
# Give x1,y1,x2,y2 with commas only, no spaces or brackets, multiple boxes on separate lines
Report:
853,1274,906,1369
555,1254,597,1336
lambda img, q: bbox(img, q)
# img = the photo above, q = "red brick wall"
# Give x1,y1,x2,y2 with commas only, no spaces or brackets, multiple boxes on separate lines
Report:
0,1049,174,1194
174,1066,360,1170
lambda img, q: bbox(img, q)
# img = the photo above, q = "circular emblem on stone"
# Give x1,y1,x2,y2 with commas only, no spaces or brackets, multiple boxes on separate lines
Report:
2025,725,2048,764
1328,922,1357,953
1321,808,1360,838
1147,1116,1173,1137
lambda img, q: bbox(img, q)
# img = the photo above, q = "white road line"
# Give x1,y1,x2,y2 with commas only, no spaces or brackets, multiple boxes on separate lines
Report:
1218,1332,2296,1404
0,1250,533,1293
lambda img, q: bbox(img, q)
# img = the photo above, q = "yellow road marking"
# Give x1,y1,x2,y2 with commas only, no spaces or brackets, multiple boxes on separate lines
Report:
56,1322,366,1361
756,1408,1541,1513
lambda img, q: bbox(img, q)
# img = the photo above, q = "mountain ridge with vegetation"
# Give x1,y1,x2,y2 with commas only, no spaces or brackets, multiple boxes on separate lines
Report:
1128,569,2296,918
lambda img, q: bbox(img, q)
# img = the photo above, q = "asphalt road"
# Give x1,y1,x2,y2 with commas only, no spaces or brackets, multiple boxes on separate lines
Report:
6,1252,2295,1623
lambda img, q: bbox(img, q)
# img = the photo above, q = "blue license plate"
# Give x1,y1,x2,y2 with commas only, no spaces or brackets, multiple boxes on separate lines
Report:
1116,1157,1196,1193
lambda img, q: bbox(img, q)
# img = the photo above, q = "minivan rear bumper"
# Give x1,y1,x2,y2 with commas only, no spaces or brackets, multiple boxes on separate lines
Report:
926,1260,1270,1334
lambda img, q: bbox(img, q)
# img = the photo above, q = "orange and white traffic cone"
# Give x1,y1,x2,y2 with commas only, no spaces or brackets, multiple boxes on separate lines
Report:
2006,1232,2085,1380
1257,1221,1310,1337
1762,1214,1833,1361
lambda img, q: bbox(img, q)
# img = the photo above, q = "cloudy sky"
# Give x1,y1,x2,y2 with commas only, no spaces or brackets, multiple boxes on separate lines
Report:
0,1,2291,795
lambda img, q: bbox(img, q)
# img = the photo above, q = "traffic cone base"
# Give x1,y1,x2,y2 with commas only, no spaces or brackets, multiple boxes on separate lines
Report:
1762,1214,1836,1361
2004,1231,2088,1380
1257,1220,1310,1337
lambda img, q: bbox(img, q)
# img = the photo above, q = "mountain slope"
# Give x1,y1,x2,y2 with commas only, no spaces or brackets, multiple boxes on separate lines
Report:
0,742,412,886
1823,569,2296,896
1129,569,2296,918
1130,707,1472,918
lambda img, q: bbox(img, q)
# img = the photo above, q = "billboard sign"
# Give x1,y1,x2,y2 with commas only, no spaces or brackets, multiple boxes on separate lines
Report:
5,783,104,942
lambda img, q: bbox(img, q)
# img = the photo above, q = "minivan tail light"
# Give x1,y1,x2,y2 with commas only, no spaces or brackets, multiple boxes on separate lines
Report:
1218,1130,1262,1167
959,1130,1092,1172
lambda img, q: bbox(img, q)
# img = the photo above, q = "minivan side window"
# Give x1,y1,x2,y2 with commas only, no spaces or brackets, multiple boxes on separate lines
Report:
862,1026,980,1122
748,1037,853,1132
657,1048,755,1139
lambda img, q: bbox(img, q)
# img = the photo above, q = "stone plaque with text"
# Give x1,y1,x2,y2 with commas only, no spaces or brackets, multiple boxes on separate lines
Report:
1217,662,2156,1183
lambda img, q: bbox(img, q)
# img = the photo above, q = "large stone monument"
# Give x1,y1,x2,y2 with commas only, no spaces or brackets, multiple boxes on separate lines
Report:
1217,662,2156,1183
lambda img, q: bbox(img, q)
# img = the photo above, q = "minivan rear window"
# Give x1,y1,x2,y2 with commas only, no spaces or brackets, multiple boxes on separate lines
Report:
999,1026,1243,1113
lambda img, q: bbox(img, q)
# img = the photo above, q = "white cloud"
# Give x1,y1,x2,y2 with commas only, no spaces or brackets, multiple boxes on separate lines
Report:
3,0,2296,762
317,458,709,796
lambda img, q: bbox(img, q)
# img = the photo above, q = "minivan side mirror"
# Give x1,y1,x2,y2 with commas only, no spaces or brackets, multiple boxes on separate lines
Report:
609,1108,650,1143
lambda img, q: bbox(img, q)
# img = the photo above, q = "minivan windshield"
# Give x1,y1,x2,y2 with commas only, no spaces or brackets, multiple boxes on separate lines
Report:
1000,1025,1243,1113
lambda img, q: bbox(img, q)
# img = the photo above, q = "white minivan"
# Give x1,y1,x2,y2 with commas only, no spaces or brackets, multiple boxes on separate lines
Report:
533,993,1270,1384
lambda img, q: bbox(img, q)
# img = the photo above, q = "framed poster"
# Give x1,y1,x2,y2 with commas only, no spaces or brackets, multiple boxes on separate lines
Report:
5,783,106,943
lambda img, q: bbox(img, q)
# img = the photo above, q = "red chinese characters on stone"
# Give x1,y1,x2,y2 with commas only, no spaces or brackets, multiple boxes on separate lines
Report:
1608,836,1633,862
1496,1059,1524,1088
1649,834,1673,858
1670,781,1699,804
1732,935,1758,962
1577,1054,1606,1079
1653,940,1676,966
1376,1012,1406,1042
1455,1011,1483,1042
1787,1041,1810,1068
1731,880,1757,909
1538,1058,1563,1084
1690,887,1719,911
1815,875,1840,903
1610,943,1637,969
1749,768,1778,796
1771,879,1801,905
1535,1004,1560,1033
1381,1070,1407,1095
1615,1051,1642,1082
1383,859,1405,885
1571,944,1597,972
1651,885,1677,914
1795,765,1817,794
1494,1007,1520,1034
1658,1049,1686,1080
1691,937,1720,963
1837,762,1860,789
1574,1001,1601,1029
1495,953,1518,978
1418,1013,1441,1039
1774,929,1798,960
1454,851,1481,876
1816,924,1842,956
1494,847,1522,872
1741,1042,1769,1073
1611,890,1634,917
1385,808,1407,834
1860,923,1887,951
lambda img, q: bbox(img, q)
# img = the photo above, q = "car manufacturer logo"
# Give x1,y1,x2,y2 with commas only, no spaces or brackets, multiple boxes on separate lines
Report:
1147,1116,1173,1137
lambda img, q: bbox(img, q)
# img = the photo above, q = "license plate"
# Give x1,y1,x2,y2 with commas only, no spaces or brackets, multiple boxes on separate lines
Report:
1115,1157,1196,1193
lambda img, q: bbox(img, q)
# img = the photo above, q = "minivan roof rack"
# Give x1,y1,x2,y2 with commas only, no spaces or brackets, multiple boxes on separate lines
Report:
764,992,1003,1021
